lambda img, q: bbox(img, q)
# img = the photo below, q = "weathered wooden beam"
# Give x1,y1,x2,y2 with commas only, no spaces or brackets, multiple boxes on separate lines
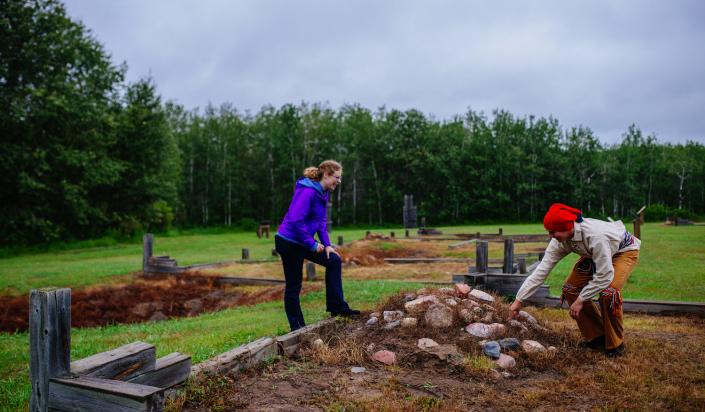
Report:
448,239,477,249
128,353,191,389
48,376,164,412
142,234,153,274
71,341,156,381
191,337,277,376
384,257,472,264
527,296,705,315
503,238,515,274
30,287,71,412
476,241,489,274
306,262,316,281
214,276,285,286
274,318,337,356
241,248,249,260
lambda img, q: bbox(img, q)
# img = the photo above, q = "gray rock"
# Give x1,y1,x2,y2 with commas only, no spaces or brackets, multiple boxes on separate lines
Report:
366,316,379,326
466,323,493,338
404,295,440,314
351,366,366,374
148,311,168,322
495,353,517,369
469,289,494,303
401,317,418,328
417,338,439,350
499,338,521,351
184,298,203,316
521,340,547,353
424,303,454,328
383,320,401,330
403,293,417,302
482,341,501,359
518,310,537,325
383,310,404,322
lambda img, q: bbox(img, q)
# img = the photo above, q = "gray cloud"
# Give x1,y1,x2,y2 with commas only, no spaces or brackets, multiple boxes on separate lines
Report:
64,0,705,143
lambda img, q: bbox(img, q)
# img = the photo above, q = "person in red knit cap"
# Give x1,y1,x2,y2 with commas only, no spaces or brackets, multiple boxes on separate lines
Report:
508,203,640,357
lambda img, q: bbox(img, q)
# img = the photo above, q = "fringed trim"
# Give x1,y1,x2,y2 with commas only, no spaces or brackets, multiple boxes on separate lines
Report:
561,282,583,307
600,287,623,316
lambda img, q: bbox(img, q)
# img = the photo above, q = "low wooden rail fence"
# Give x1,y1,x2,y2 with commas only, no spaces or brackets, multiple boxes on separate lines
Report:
29,288,191,412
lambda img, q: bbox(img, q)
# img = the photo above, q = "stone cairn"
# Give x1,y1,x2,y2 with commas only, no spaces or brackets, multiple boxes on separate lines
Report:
363,285,556,376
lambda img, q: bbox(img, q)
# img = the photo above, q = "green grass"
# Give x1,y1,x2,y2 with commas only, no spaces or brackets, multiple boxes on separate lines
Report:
1,224,704,301
0,279,424,412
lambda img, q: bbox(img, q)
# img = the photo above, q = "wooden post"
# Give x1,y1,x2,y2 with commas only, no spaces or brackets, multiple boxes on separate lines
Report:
337,236,344,246
498,228,503,236
30,287,71,412
306,262,316,281
390,231,395,238
517,257,527,274
634,205,646,239
405,229,409,238
503,238,515,273
242,248,249,260
421,217,426,228
476,241,488,274
143,234,153,273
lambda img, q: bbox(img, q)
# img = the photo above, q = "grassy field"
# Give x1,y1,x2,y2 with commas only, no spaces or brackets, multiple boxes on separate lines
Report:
0,279,424,412
1,222,703,410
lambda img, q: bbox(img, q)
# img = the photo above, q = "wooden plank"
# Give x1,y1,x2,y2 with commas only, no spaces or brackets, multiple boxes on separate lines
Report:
71,341,155,381
448,239,477,249
242,248,250,260
30,288,72,412
274,318,337,356
191,337,277,376
128,353,191,389
384,257,472,264
527,296,705,315
49,376,164,412
214,276,285,286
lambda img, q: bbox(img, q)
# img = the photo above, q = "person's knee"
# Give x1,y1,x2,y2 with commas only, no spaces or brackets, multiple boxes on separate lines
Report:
327,253,342,267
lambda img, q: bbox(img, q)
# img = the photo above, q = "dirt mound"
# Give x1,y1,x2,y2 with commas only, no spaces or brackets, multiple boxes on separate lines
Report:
175,288,705,411
340,238,437,266
0,274,321,333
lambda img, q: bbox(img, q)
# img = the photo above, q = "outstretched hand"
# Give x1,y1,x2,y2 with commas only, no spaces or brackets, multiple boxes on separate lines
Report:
508,300,523,320
325,245,340,259
316,243,325,253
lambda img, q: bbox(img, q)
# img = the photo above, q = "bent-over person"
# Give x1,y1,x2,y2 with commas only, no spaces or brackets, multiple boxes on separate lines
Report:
508,203,640,357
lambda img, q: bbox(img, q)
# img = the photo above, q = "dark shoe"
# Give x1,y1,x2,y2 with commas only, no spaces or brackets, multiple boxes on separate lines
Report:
605,343,626,358
331,309,361,317
579,335,605,350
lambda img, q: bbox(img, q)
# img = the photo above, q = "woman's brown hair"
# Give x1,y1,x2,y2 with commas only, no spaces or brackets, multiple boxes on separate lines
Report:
303,160,342,181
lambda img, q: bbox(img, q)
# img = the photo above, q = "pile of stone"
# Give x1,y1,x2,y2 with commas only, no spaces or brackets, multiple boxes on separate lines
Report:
365,284,556,375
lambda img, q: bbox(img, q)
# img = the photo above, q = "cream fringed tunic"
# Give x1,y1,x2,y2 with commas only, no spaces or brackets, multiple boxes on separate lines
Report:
515,218,641,302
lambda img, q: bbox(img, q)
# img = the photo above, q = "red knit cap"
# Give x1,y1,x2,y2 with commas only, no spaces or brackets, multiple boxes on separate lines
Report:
543,203,582,232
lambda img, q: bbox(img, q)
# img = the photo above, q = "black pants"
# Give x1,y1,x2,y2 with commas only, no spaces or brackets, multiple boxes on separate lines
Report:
275,235,351,331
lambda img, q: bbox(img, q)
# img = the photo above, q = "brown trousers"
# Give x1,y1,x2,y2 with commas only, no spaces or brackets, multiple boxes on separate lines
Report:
561,250,639,350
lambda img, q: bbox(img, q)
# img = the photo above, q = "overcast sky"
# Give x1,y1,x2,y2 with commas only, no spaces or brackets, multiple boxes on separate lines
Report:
63,0,705,144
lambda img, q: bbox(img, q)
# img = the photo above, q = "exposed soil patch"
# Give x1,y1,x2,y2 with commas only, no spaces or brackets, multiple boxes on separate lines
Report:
0,274,321,333
174,289,705,411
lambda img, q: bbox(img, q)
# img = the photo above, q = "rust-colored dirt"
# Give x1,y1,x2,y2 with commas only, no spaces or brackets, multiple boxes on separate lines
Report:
0,274,321,333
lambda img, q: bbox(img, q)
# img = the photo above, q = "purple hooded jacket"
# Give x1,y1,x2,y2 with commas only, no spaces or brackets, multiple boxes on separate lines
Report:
277,177,331,251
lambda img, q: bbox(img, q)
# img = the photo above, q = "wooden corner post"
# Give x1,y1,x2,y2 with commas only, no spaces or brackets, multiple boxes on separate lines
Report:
30,287,71,412
143,234,154,273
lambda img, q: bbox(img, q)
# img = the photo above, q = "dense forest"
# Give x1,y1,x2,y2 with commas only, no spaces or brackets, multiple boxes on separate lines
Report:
2,0,704,245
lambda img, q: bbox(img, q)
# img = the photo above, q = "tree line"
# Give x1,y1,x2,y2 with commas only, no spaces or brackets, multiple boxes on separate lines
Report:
2,0,704,246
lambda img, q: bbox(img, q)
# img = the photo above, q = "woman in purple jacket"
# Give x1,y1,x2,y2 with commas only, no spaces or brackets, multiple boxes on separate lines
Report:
275,160,359,331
